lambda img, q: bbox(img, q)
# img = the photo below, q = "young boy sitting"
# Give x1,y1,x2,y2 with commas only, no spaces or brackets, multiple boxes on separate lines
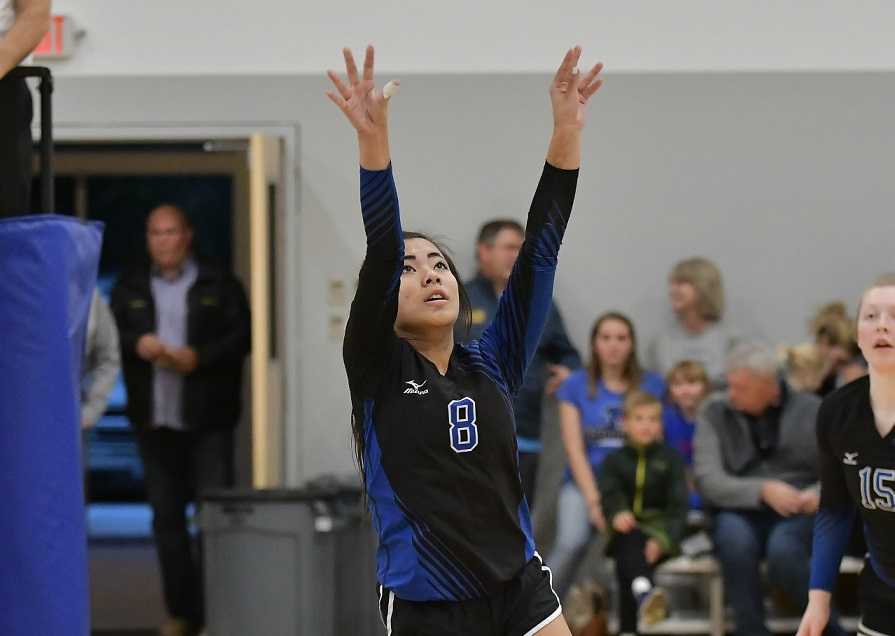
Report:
598,390,689,635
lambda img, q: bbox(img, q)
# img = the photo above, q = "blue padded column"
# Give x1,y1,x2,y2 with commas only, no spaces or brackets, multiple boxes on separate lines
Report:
0,215,103,636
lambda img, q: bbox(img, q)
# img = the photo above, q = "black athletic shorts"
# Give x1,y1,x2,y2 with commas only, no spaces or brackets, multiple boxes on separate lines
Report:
377,553,562,635
858,558,895,636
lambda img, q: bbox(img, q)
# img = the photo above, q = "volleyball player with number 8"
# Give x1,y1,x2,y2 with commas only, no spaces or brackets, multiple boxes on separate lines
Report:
799,275,895,636
328,45,604,635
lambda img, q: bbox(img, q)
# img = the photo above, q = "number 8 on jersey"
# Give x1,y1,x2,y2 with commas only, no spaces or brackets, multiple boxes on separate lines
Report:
448,397,479,453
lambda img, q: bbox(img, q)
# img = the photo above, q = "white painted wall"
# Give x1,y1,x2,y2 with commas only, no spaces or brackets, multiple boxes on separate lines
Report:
47,0,895,76
50,71,895,483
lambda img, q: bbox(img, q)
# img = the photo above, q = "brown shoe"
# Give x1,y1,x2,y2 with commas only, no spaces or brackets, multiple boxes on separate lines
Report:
564,583,593,631
638,586,669,626
565,579,609,636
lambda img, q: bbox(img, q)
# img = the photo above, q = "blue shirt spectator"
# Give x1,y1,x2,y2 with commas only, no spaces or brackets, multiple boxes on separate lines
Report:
547,311,661,596
662,404,695,467
662,359,712,510
556,368,664,473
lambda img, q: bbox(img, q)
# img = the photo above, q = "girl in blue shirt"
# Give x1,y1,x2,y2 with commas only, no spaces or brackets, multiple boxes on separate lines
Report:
547,311,664,595
662,360,711,510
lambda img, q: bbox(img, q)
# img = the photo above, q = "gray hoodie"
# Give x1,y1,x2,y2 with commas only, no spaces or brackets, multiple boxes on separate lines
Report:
694,384,820,510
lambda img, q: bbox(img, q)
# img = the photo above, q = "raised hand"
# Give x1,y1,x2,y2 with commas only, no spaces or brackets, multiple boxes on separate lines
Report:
326,45,397,136
550,46,604,131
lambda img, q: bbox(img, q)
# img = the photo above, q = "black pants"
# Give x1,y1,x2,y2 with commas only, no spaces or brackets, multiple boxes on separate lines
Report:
518,451,539,509
136,426,235,627
859,558,895,635
0,75,33,218
609,529,656,634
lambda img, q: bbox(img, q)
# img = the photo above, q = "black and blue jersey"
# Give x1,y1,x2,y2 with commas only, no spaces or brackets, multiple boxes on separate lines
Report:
343,162,577,602
811,375,895,592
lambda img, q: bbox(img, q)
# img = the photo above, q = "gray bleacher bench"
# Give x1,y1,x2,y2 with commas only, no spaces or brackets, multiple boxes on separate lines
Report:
639,555,863,635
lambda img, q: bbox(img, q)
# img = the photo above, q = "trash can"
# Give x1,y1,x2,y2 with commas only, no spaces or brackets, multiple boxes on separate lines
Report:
202,481,381,636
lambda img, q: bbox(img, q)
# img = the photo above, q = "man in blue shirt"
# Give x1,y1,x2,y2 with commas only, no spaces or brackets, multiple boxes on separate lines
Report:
457,219,581,508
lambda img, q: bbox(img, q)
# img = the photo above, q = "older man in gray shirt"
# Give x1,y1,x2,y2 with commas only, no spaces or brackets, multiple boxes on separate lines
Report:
694,342,843,636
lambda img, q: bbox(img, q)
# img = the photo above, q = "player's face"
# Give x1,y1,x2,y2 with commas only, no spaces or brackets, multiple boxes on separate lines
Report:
857,286,895,373
624,404,663,447
669,278,698,314
726,368,778,416
594,319,633,368
477,229,523,286
669,376,709,413
395,238,460,335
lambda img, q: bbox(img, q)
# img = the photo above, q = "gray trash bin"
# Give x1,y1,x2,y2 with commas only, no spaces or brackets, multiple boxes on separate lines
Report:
202,483,381,636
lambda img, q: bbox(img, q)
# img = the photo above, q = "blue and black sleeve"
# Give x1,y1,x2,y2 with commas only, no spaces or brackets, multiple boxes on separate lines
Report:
479,162,578,395
809,400,857,592
342,164,404,398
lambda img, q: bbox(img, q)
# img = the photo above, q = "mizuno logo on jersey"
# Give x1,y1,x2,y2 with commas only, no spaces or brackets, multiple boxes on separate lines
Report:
843,452,859,466
403,380,430,395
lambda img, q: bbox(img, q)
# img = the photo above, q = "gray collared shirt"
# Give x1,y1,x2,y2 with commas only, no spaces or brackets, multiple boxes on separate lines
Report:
151,259,198,430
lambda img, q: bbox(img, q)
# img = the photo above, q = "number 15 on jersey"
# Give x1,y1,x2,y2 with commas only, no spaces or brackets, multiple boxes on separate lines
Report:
859,466,895,511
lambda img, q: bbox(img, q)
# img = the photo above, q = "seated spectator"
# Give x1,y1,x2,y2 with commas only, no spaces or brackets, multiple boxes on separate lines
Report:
810,302,867,396
647,257,740,387
694,341,844,636
780,342,828,394
663,359,711,509
599,390,688,633
547,311,664,596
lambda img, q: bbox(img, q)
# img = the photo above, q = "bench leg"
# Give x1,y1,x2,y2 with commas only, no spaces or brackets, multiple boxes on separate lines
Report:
709,574,724,636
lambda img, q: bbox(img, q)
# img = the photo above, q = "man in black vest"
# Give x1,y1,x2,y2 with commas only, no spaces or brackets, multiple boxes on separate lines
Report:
111,204,250,636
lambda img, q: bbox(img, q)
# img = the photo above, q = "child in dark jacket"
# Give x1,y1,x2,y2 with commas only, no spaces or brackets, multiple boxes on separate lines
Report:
598,390,689,634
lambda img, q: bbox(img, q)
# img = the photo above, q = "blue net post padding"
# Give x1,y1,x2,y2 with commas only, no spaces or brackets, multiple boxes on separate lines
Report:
0,215,103,636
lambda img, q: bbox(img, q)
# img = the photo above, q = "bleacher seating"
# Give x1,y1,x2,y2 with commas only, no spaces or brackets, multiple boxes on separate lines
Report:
638,555,863,635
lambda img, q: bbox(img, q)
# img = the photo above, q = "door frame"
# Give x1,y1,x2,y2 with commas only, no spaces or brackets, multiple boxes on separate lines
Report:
51,122,303,487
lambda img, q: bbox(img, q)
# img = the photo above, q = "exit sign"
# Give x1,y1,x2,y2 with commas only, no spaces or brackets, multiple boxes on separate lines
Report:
33,15,76,60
